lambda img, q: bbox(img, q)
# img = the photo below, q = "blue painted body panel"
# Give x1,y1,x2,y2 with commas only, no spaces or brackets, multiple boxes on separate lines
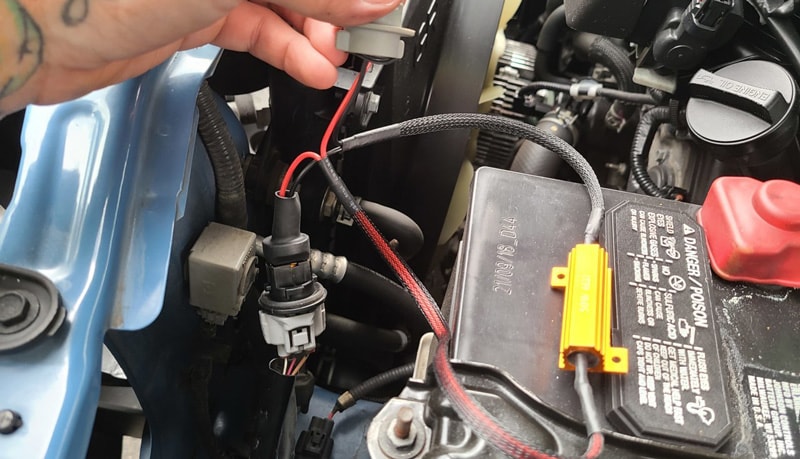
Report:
0,46,220,459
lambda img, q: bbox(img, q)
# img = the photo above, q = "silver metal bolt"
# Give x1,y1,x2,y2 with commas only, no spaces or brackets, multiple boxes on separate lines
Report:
393,406,414,439
386,406,417,449
0,410,22,434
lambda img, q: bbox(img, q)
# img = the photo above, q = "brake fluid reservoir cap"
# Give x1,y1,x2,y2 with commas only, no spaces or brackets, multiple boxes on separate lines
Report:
697,177,800,287
686,61,798,165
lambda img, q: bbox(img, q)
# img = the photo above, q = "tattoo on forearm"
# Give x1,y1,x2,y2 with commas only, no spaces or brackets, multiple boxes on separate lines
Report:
62,0,89,26
0,0,44,99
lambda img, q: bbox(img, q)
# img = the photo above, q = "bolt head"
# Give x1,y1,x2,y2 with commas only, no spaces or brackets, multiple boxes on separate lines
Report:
367,93,382,114
0,410,22,434
0,292,30,326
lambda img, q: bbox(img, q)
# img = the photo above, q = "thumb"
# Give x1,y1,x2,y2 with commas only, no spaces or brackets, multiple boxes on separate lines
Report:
262,0,403,27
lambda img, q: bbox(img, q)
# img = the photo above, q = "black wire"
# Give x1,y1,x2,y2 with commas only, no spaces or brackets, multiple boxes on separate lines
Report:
287,60,368,195
326,59,369,152
332,362,416,416
572,353,602,436
339,113,605,243
288,146,342,195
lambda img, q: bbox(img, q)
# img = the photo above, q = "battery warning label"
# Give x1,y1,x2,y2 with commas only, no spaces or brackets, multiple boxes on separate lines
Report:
745,368,800,459
607,202,731,447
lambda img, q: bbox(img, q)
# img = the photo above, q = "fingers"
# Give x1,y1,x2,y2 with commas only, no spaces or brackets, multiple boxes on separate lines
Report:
304,19,347,67
262,0,403,27
212,3,339,89
267,6,347,66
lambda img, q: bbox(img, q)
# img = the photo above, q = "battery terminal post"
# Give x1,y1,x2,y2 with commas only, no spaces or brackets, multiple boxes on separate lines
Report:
551,243,628,374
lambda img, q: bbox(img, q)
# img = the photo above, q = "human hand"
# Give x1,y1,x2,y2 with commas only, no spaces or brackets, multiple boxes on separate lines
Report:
0,0,401,114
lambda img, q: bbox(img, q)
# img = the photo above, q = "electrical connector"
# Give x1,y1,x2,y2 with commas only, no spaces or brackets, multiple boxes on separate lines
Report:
259,193,327,357
551,244,628,374
188,222,258,324
295,416,334,459
335,2,415,60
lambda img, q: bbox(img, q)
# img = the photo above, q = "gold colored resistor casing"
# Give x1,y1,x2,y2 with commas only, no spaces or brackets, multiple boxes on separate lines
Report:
551,244,629,374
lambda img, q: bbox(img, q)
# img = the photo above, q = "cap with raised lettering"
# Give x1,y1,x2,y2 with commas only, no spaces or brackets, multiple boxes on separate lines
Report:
686,60,798,179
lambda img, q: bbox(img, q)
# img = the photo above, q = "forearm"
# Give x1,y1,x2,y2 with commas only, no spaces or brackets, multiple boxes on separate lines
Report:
0,0,48,115
0,0,401,115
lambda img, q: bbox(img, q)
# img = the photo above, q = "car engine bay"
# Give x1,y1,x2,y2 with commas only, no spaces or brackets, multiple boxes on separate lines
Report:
0,0,798,458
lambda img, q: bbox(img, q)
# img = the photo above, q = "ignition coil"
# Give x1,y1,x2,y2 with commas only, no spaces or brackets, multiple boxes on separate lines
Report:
259,192,327,357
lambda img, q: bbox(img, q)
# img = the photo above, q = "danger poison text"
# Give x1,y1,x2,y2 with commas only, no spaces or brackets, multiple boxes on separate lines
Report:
683,236,708,329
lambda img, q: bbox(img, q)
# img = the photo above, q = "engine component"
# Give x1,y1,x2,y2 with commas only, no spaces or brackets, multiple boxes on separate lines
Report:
573,32,640,131
652,0,744,70
259,193,327,357
367,393,429,459
630,106,686,199
510,108,578,177
564,0,646,38
187,222,258,324
335,1,416,60
309,249,348,283
475,39,536,169
320,192,425,259
698,177,800,288
534,5,570,84
686,60,800,181
428,167,800,456
551,244,629,374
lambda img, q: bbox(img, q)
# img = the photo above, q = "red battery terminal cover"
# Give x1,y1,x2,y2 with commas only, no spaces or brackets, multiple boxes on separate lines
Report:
697,177,800,288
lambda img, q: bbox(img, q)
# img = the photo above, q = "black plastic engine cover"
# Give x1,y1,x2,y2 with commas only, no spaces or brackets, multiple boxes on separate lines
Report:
447,167,800,458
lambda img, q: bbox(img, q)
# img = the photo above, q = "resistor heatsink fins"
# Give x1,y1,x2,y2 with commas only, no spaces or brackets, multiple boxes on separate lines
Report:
551,244,629,374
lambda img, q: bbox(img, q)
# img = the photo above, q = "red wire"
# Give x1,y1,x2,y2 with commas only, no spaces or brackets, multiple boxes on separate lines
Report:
320,69,363,159
351,209,603,459
278,67,365,197
278,151,321,197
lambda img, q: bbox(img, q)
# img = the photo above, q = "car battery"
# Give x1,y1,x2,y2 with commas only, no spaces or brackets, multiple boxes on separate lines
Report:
442,167,800,458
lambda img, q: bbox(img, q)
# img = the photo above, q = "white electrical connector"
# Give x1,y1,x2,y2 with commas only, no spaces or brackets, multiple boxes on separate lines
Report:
259,302,326,357
335,2,416,59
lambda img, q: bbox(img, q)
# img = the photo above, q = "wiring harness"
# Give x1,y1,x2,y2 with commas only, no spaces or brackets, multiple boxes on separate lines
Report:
275,63,609,458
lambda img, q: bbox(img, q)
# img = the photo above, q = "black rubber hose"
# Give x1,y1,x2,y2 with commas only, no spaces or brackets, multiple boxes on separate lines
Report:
511,112,576,177
573,34,636,93
340,263,429,334
535,5,572,84
630,106,672,198
323,313,409,353
331,362,416,416
575,33,640,119
197,81,248,229
360,200,424,259
511,139,565,177
766,16,800,79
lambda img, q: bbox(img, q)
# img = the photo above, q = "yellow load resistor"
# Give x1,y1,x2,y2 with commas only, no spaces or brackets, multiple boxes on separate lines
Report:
551,244,628,374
